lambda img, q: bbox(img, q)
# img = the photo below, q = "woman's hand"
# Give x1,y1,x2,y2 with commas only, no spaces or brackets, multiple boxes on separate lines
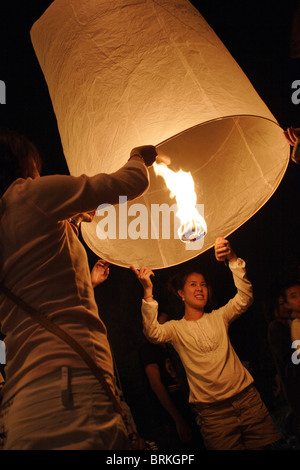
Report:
131,266,154,300
214,237,237,262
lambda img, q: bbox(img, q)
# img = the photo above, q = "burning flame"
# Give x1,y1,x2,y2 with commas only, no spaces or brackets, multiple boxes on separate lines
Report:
153,162,207,243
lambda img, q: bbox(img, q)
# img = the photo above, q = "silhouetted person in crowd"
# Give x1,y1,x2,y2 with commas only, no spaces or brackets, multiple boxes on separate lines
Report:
139,309,203,450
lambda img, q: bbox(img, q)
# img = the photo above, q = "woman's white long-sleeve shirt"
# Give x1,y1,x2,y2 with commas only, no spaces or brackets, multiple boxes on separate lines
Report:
142,258,254,404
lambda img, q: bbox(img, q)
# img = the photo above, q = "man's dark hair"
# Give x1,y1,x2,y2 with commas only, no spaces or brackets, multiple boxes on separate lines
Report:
280,280,300,301
0,128,42,197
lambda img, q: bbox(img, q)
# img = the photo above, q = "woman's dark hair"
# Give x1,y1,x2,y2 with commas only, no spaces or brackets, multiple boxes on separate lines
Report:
0,128,42,197
168,264,214,311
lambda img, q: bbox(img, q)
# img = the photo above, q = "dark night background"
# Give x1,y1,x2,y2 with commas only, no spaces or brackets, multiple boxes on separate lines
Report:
0,0,299,446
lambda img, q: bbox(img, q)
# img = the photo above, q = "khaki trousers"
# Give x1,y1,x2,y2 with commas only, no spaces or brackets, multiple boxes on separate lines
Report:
194,384,281,450
0,367,130,450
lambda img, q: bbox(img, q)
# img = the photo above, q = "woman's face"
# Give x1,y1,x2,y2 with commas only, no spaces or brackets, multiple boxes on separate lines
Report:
178,272,208,311
276,295,291,320
284,285,300,315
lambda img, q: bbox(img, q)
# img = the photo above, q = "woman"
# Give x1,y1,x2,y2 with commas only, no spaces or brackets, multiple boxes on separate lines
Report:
0,128,157,450
131,238,281,450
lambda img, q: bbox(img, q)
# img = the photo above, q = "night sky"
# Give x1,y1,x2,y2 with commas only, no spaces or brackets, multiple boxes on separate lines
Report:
0,0,299,442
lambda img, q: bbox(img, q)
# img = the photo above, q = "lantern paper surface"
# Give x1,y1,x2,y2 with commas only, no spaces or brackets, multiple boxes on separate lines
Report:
30,0,289,269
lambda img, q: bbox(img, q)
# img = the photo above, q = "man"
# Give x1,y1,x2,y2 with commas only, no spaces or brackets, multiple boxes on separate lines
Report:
0,128,157,450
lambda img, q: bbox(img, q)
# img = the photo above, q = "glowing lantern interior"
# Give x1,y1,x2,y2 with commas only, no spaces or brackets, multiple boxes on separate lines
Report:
153,162,207,243
30,0,289,269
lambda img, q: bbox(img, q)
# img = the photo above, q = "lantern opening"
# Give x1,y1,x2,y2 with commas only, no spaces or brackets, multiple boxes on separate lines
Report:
153,161,207,244
178,217,207,243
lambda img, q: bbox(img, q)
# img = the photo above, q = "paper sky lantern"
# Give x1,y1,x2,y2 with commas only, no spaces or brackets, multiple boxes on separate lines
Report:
30,0,289,269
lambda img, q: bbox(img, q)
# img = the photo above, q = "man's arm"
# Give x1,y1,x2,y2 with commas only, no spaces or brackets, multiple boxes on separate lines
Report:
21,145,157,222
24,159,149,222
145,362,192,443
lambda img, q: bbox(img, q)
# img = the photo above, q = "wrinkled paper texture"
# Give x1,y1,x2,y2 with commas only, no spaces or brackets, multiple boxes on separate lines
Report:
31,0,289,268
